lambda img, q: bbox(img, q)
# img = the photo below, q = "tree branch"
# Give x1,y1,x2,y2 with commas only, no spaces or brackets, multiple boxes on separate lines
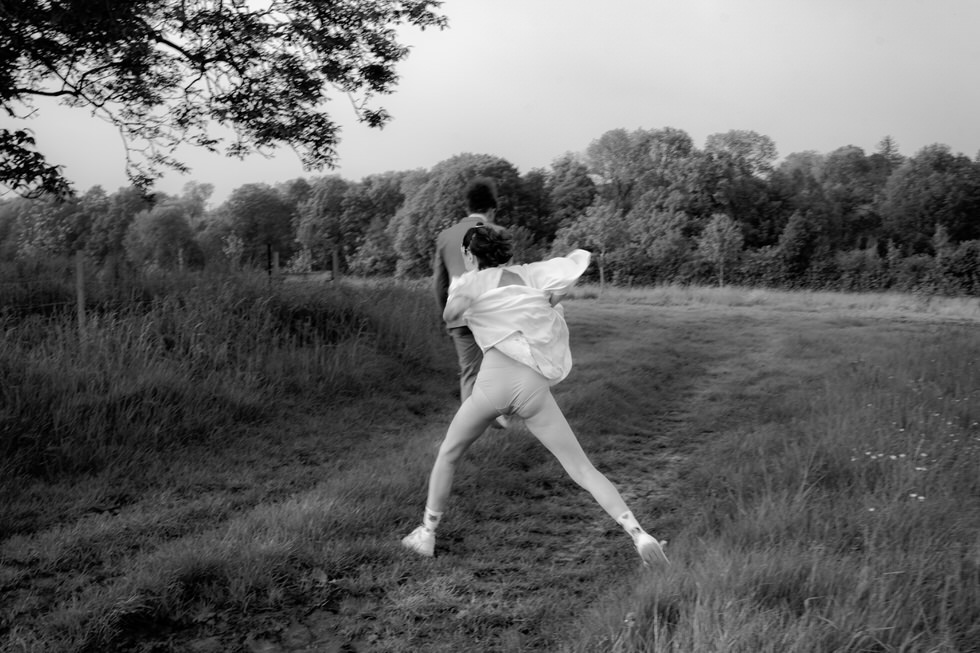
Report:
12,87,81,99
153,34,207,69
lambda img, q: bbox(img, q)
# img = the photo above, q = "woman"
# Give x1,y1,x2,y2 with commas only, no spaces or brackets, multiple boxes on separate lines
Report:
402,226,668,566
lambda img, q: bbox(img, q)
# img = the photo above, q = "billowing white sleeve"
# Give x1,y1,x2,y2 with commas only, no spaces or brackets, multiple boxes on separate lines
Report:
523,250,591,294
447,270,475,298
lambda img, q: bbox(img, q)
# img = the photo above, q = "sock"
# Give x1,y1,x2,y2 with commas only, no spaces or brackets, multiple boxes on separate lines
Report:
423,507,443,533
616,510,645,541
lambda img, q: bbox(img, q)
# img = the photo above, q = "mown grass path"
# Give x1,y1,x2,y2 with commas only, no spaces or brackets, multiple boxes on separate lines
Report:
3,297,968,652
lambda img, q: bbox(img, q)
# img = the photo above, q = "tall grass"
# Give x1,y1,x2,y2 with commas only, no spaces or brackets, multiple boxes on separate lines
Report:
570,282,980,320
571,325,980,652
0,274,443,479
4,281,979,652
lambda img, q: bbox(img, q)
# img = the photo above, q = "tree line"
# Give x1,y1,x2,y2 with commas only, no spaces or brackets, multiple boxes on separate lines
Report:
3,127,980,295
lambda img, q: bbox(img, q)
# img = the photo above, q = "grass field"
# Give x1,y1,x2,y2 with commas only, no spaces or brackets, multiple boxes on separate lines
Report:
2,282,979,652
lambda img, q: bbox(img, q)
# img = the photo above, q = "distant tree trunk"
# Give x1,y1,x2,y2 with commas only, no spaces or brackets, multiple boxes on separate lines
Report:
598,249,606,295
332,248,340,281
75,252,86,340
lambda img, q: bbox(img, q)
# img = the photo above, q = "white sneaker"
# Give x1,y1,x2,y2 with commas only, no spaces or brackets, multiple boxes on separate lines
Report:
635,532,669,566
401,525,435,557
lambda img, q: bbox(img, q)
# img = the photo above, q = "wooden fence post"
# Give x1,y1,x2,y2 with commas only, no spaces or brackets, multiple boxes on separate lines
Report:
266,244,273,287
75,251,86,339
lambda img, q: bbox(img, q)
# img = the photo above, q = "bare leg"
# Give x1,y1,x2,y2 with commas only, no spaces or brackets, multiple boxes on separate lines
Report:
520,390,669,565
425,388,499,513
520,390,629,519
402,388,499,557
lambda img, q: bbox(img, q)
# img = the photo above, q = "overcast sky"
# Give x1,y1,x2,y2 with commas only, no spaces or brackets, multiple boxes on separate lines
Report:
12,0,980,204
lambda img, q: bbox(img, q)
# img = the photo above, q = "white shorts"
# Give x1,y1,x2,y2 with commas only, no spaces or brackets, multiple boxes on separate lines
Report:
472,348,550,418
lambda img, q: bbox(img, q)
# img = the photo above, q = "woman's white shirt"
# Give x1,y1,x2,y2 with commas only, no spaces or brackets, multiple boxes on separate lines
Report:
446,250,591,384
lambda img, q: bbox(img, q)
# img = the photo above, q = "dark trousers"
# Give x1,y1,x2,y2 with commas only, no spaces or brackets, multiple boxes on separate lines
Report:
448,326,483,402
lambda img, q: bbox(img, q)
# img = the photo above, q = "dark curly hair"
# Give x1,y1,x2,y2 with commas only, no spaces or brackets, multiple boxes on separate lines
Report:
463,226,512,269
465,177,498,213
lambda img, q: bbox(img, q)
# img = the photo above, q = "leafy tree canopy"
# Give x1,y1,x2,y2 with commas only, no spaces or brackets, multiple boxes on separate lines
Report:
125,202,201,269
295,174,349,268
1,0,446,197
216,182,295,262
390,153,520,276
547,153,596,232
697,212,744,285
704,129,778,178
880,144,980,250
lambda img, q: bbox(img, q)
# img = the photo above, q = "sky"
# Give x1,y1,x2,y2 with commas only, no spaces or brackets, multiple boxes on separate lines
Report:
9,0,980,205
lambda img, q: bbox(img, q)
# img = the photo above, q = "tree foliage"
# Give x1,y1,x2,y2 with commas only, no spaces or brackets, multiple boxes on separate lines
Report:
9,186,110,257
295,175,349,272
552,199,628,289
11,194,79,258
124,203,200,269
777,211,821,281
390,153,520,276
511,168,553,245
620,209,692,283
879,144,980,251
343,171,408,275
85,186,154,263
704,129,778,178
6,125,980,297
697,213,744,286
216,183,295,264
546,153,596,233
586,128,655,213
1,0,446,196
0,129,73,198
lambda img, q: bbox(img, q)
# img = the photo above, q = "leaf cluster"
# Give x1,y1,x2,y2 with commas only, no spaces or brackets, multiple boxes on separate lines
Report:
0,0,446,196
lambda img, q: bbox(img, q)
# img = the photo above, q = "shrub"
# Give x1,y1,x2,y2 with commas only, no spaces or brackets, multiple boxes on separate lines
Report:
889,253,938,293
937,239,980,295
836,248,885,292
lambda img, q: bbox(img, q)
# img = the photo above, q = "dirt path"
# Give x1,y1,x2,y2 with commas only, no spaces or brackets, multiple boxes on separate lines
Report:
547,304,802,569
